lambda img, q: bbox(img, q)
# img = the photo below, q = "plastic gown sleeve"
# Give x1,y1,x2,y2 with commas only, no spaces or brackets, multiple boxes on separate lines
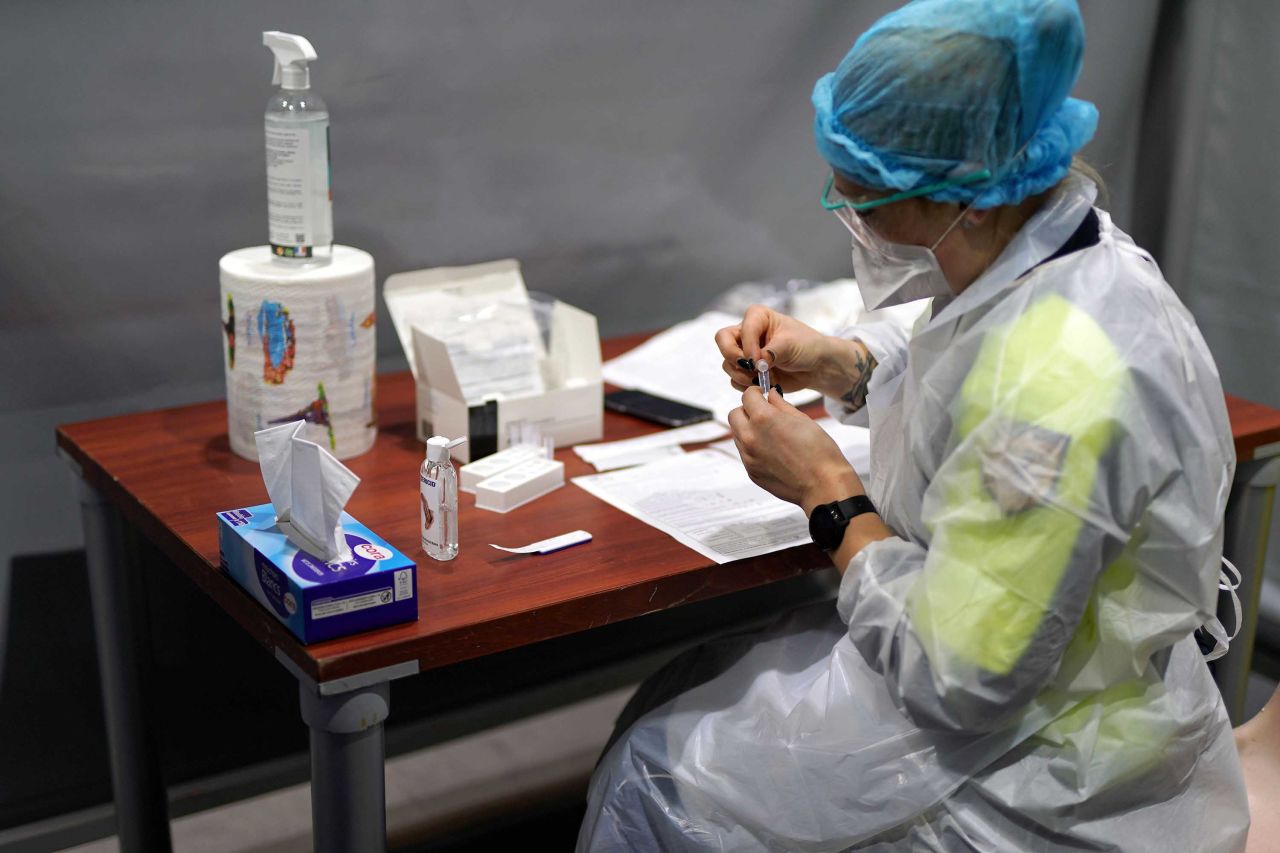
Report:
823,303,922,426
839,293,1137,733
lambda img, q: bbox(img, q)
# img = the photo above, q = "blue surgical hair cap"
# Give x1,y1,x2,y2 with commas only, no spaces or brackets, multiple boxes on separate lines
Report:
812,0,1099,209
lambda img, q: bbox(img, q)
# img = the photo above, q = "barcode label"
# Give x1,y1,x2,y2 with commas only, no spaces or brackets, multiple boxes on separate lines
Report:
311,587,394,620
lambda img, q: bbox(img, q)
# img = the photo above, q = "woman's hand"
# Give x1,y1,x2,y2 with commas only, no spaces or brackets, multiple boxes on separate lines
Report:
715,305,835,394
715,304,874,402
728,386,862,512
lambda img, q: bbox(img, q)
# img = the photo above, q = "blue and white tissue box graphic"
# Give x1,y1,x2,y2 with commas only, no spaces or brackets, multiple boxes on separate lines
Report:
217,504,417,644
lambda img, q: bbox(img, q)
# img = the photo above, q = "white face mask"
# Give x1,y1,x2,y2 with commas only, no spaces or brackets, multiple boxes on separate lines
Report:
840,204,971,310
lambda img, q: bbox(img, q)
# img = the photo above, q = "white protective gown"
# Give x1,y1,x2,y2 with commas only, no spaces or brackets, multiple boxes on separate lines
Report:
578,176,1251,852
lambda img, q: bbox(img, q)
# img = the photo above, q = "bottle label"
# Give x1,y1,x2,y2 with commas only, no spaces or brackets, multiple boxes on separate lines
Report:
420,474,443,550
265,119,332,255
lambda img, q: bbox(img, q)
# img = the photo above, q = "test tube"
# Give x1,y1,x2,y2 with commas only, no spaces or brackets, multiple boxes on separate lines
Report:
756,359,771,400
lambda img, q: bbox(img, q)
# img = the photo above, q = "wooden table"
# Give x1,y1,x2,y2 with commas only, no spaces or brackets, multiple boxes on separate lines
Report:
56,333,824,852
57,328,1280,852
1225,396,1280,462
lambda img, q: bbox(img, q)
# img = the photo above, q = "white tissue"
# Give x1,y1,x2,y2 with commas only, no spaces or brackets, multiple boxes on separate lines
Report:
254,420,361,562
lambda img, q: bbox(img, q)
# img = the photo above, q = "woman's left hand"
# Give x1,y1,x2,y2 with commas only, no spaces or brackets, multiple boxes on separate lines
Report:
728,387,864,513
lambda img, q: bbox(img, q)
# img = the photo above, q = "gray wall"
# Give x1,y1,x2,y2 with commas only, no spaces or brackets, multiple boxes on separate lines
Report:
1144,0,1280,407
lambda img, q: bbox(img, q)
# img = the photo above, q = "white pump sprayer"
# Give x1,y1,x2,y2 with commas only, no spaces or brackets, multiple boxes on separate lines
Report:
263,31,317,90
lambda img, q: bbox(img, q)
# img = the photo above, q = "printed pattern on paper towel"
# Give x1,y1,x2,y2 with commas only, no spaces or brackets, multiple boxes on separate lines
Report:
324,295,354,379
258,300,296,384
221,271,377,461
222,295,236,369
270,382,336,450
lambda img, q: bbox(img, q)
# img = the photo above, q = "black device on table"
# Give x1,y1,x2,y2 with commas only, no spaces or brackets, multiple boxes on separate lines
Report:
604,389,714,427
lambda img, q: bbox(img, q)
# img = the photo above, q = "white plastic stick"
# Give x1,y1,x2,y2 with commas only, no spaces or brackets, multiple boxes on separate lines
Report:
489,530,592,555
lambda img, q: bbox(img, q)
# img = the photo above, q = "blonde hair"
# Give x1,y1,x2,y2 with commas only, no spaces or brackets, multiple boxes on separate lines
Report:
1069,156,1109,209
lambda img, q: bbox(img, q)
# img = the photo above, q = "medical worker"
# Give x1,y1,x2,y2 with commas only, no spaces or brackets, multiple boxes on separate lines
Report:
578,0,1251,849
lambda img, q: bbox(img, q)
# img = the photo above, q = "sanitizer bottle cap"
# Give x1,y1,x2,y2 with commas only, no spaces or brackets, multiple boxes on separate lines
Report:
426,435,467,463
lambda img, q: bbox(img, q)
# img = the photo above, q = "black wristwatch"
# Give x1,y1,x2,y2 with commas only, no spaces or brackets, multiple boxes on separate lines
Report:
808,495,877,552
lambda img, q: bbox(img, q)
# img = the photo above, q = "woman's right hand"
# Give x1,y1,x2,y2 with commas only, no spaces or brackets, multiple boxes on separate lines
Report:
715,304,840,395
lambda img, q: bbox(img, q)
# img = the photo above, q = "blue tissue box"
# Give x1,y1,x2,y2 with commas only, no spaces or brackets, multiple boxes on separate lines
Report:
217,504,418,644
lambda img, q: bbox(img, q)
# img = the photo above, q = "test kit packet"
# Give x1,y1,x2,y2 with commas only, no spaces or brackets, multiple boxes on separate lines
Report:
218,503,417,644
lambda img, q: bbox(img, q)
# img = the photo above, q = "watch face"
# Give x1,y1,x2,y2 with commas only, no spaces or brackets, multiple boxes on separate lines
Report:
809,505,845,551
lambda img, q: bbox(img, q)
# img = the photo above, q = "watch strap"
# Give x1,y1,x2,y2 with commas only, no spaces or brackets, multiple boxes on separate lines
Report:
809,494,877,551
833,495,876,521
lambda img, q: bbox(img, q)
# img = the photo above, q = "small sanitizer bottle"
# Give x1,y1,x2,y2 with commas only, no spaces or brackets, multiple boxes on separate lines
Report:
421,436,466,561
262,31,333,265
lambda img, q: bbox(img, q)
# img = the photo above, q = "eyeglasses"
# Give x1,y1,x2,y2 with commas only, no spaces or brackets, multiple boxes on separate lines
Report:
820,169,992,215
823,171,982,255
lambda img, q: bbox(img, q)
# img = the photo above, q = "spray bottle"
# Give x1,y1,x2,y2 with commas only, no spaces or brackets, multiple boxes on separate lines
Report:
421,436,467,561
262,31,333,265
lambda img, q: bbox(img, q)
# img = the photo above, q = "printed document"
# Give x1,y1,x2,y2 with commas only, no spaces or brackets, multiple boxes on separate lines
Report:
572,449,813,564
573,420,729,471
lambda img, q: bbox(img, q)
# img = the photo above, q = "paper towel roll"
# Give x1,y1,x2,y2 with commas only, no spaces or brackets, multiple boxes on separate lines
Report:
220,245,377,461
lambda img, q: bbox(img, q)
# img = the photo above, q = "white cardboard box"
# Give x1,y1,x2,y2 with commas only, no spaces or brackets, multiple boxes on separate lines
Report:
384,260,603,463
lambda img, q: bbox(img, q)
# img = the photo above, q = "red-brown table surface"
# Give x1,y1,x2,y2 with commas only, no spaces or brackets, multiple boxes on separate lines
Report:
56,333,822,684
56,332,1280,685
1226,395,1280,463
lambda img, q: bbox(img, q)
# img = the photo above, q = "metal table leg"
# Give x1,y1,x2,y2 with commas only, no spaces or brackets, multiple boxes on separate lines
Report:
298,676,391,852
74,476,173,852
1218,455,1280,724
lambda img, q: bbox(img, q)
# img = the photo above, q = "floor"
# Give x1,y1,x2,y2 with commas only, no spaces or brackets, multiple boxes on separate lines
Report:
53,672,1280,852
63,686,632,853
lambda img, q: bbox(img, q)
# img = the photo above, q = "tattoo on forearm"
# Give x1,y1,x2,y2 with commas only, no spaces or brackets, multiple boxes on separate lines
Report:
840,350,877,412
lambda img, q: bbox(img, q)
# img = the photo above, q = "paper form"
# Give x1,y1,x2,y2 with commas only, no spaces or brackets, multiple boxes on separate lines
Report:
574,420,729,471
578,445,686,472
572,450,814,564
602,312,821,424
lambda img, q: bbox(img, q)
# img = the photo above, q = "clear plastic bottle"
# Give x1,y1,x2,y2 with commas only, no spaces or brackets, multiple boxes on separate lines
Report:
263,31,333,265
421,436,466,560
